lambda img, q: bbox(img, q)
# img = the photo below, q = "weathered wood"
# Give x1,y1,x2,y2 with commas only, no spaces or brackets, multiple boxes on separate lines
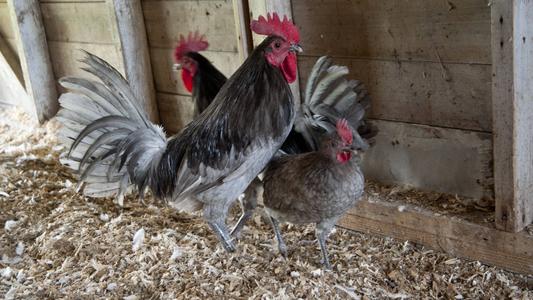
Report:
110,0,159,122
232,0,253,60
0,31,21,84
150,47,240,95
40,1,116,44
0,37,32,115
7,0,58,123
156,92,194,134
292,0,491,64
48,41,124,82
0,2,15,39
492,0,533,232
339,198,533,275
141,0,238,52
362,120,493,200
299,56,492,132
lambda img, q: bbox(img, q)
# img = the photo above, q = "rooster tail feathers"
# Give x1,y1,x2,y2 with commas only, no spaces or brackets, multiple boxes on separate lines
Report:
294,56,377,151
58,51,167,204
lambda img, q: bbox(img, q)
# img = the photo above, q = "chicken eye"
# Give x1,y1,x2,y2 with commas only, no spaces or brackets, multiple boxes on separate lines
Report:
274,42,281,48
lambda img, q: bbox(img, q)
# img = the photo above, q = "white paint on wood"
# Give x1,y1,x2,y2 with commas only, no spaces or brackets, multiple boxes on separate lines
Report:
111,0,159,122
7,0,58,123
362,119,493,200
492,0,533,232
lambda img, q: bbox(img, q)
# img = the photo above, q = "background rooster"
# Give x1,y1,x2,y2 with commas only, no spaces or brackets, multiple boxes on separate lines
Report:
173,32,226,116
56,13,301,252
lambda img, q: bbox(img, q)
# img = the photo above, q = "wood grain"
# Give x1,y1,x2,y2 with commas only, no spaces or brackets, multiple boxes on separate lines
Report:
492,0,533,232
142,0,237,52
339,199,533,275
40,1,117,44
292,0,491,64
298,56,492,132
361,119,493,199
156,92,195,134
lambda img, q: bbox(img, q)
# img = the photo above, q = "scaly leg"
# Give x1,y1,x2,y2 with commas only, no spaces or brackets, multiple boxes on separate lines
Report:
270,216,287,257
316,220,336,269
230,178,260,238
204,204,235,252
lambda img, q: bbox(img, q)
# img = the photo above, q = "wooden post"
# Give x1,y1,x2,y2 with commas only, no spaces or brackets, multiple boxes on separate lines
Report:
232,0,253,60
7,0,57,123
492,0,533,232
109,0,159,123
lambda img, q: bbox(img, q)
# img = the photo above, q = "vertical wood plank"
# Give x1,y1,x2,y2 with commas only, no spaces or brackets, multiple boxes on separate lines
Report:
232,0,253,60
7,0,57,123
109,0,159,123
0,34,32,113
492,0,533,232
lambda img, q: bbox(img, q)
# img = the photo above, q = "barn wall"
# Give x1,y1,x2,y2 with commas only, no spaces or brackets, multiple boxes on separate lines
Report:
292,0,494,199
141,0,243,133
0,0,17,56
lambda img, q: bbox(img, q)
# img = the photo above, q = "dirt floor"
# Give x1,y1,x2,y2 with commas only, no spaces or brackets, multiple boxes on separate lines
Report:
1,108,532,299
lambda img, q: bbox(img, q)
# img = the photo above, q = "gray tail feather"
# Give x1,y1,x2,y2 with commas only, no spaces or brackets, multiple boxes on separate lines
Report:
57,51,166,205
297,56,377,151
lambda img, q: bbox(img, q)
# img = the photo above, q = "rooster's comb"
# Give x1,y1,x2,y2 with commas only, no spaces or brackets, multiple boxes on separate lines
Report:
174,31,209,62
250,13,299,44
336,119,353,145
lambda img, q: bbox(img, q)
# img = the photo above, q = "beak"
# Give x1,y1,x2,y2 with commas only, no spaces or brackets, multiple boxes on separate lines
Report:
290,43,303,53
173,63,182,71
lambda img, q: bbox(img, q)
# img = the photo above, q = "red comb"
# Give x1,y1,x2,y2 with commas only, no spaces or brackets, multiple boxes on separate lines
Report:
174,31,209,62
336,119,353,145
250,13,299,44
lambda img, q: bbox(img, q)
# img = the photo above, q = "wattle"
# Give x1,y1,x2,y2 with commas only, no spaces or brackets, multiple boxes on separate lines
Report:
181,69,194,92
336,151,352,164
281,53,297,83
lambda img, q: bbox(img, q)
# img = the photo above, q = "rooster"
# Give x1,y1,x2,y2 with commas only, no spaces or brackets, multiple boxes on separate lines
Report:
56,13,302,252
230,56,374,238
173,32,226,116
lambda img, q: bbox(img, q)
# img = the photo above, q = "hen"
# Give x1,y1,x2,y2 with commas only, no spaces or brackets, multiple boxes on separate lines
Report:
56,13,301,252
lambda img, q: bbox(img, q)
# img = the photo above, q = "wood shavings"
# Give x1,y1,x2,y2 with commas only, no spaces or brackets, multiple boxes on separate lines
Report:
0,108,531,299
132,228,145,252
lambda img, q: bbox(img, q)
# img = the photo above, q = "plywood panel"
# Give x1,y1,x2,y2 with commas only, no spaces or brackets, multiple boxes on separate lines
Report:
48,41,124,82
292,0,491,64
298,56,492,132
362,120,493,199
157,92,194,134
40,1,116,44
142,0,237,52
150,47,239,95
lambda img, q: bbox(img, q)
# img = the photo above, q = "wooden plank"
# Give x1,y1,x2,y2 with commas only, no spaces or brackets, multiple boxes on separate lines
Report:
298,56,492,132
40,1,116,44
292,0,491,64
7,0,57,123
156,92,194,134
232,0,253,60
361,120,493,200
0,3,15,39
0,37,32,115
150,47,240,95
110,0,159,122
0,31,21,84
492,0,533,232
141,0,238,52
339,199,533,275
48,41,124,82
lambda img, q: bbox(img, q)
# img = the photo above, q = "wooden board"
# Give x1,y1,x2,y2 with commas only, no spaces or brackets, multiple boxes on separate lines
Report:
292,0,491,64
48,41,124,82
150,47,240,95
492,0,533,232
156,92,194,134
0,37,31,114
361,120,493,200
339,198,533,275
298,56,492,132
40,1,117,44
142,0,238,52
0,3,15,39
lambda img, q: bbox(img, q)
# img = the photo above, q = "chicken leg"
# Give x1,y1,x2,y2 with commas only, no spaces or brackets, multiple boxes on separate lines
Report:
270,216,287,258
